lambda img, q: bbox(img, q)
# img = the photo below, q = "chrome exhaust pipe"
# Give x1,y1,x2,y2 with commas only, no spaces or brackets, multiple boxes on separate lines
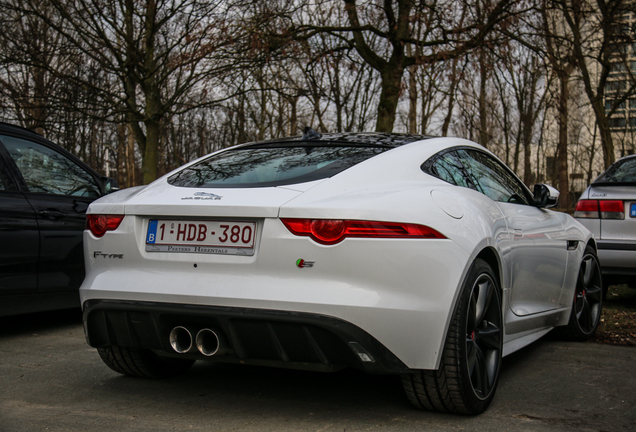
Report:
195,328,228,356
169,326,193,354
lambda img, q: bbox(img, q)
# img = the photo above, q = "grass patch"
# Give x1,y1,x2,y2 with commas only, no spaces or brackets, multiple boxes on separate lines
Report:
593,284,636,347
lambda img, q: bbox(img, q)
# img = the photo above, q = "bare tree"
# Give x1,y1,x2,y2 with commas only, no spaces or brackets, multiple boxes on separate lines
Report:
554,0,636,168
542,0,578,208
9,0,245,184
0,0,76,134
287,0,522,132
510,50,547,184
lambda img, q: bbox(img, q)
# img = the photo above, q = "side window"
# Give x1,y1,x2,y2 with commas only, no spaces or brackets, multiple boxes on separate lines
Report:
426,150,477,190
1,135,101,198
457,149,531,205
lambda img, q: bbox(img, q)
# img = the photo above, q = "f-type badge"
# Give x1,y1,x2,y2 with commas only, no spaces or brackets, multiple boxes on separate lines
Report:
93,251,124,259
296,259,314,268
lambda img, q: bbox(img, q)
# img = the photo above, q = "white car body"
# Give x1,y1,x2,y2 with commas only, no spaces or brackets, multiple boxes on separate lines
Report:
80,133,599,414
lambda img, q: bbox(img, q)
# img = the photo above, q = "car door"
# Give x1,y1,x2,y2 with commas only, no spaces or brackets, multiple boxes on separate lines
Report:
0,134,103,294
455,149,568,316
0,146,39,295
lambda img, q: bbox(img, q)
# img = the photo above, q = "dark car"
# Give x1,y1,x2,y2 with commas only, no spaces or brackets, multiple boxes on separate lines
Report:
0,122,117,316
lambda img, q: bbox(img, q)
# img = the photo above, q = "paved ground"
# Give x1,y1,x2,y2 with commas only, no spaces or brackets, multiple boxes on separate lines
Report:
0,310,635,432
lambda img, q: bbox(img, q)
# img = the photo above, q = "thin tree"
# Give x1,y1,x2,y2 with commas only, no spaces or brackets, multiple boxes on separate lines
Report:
289,0,522,132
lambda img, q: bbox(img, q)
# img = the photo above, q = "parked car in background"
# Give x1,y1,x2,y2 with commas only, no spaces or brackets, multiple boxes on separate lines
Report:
0,122,117,317
80,130,602,415
574,155,636,294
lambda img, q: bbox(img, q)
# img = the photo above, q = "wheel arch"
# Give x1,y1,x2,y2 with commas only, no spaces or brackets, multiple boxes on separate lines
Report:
433,245,504,370
474,246,503,294
407,247,504,414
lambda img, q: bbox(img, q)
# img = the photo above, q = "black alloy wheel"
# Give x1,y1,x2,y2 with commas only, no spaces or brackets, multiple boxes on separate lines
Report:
465,272,502,401
557,245,603,341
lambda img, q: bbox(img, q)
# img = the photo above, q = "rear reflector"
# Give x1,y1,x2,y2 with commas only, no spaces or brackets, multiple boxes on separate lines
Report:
87,215,125,238
574,200,624,219
281,218,446,245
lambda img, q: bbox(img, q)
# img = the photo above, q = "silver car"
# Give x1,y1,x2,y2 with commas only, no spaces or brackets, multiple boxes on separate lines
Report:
574,154,636,292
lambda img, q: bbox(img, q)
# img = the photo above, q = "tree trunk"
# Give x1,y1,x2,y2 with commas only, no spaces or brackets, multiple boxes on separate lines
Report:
117,122,126,187
522,120,533,185
376,63,404,132
557,70,570,210
289,96,298,136
407,45,417,134
441,57,460,137
126,123,136,187
142,118,160,185
478,49,490,148
592,99,615,169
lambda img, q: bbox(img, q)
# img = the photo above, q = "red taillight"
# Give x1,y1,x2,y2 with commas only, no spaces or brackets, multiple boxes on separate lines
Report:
87,214,125,237
574,199,624,219
310,219,346,244
574,200,599,218
599,200,624,219
281,218,446,245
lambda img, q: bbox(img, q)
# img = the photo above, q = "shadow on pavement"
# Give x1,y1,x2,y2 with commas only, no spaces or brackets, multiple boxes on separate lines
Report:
0,308,82,338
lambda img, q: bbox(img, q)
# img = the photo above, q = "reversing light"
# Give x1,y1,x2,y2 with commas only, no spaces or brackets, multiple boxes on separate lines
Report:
281,218,446,245
87,214,125,237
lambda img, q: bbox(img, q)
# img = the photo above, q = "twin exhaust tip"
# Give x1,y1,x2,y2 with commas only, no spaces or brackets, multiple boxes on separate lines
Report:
169,326,228,356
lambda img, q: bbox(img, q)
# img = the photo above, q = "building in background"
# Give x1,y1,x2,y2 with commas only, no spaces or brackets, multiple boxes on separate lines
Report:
605,10,636,158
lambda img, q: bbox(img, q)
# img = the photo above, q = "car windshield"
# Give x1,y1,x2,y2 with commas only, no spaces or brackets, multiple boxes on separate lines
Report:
168,144,389,188
594,157,636,184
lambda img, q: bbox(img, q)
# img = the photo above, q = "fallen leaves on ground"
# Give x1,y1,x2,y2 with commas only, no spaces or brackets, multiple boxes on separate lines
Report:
593,286,636,347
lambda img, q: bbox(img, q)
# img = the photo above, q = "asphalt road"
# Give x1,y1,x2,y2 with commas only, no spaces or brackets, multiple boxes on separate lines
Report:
0,309,635,432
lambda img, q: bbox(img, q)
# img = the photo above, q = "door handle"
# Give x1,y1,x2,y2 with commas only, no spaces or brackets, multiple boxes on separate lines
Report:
38,209,67,219
512,228,523,237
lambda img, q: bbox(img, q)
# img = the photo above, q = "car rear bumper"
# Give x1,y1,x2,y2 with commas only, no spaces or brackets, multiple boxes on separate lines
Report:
597,241,636,268
80,217,473,370
597,241,636,286
82,299,411,374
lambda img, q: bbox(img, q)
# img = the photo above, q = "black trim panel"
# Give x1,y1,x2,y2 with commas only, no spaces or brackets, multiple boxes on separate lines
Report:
82,300,410,374
597,242,636,251
601,266,636,276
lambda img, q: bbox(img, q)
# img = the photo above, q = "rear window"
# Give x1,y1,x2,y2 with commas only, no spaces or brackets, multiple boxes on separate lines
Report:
594,157,636,184
168,144,389,188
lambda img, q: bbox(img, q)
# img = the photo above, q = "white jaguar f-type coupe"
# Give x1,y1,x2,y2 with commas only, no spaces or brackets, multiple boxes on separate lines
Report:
80,129,602,415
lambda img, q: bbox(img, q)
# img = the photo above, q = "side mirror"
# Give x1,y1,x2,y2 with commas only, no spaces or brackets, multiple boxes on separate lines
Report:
101,176,120,195
533,184,559,208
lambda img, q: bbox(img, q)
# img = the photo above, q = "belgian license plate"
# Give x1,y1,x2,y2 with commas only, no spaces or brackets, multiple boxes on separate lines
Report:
631,203,636,218
145,220,256,256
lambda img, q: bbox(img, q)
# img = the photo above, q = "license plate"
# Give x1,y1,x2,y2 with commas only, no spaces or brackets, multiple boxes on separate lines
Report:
146,219,256,256
631,203,636,218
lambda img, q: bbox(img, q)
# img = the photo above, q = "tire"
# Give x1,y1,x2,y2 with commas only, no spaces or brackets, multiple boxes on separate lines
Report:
555,245,603,342
97,346,195,378
402,259,503,415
